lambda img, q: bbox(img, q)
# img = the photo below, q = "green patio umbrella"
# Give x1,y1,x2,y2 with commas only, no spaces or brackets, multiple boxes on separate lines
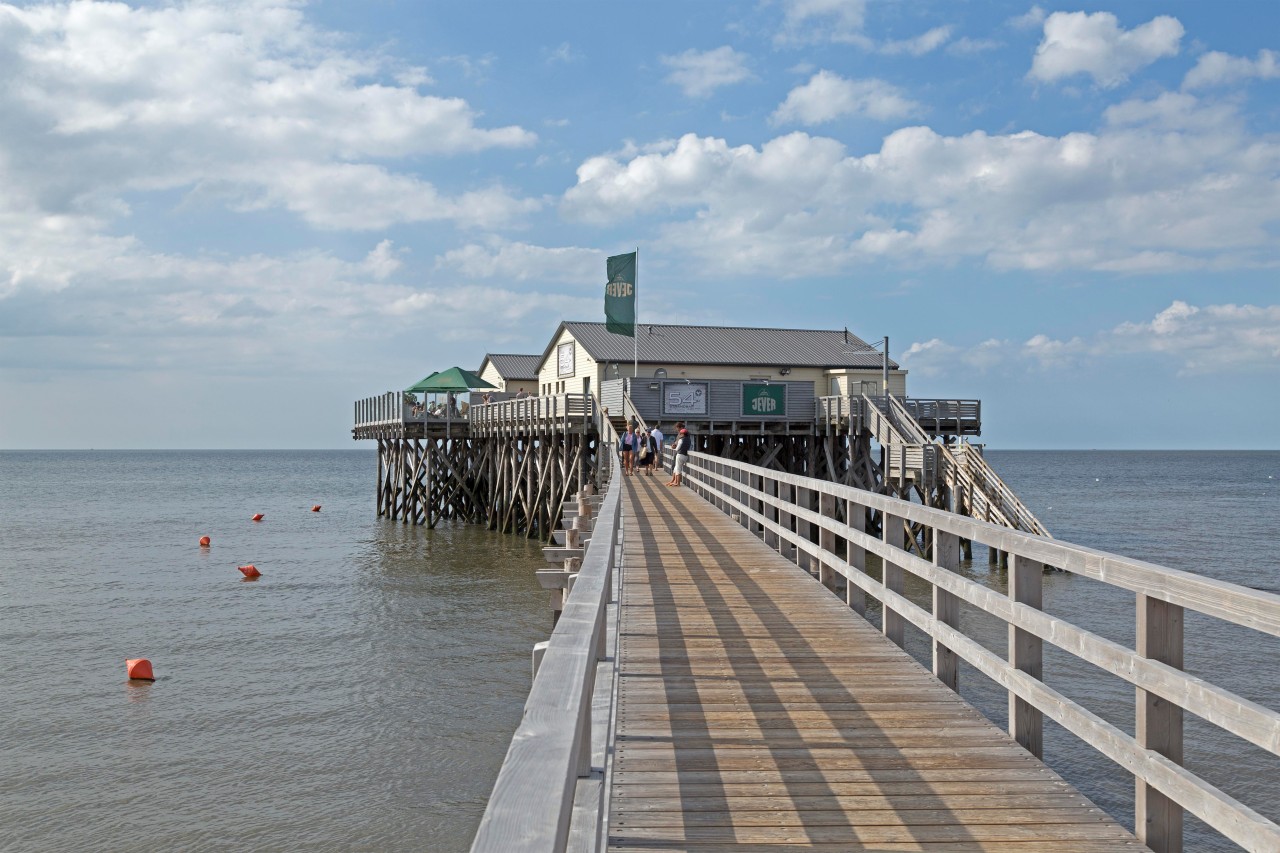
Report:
405,366,497,393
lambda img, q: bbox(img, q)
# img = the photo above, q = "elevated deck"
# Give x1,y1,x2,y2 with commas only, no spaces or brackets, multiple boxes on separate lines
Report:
607,477,1134,851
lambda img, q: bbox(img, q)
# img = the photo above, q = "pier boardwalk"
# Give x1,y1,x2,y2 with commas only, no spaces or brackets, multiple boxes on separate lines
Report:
473,444,1280,853
607,477,1136,851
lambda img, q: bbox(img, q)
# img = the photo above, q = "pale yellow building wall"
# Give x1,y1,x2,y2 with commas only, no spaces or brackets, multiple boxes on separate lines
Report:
824,369,908,397
537,328,602,394
479,362,506,391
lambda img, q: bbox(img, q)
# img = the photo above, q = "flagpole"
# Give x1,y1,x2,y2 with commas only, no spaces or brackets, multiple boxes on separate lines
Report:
633,246,639,382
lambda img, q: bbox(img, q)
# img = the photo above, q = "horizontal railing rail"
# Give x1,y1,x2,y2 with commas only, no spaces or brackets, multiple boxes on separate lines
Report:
471,400,620,853
469,393,595,435
955,440,1050,537
816,395,981,431
681,450,1280,853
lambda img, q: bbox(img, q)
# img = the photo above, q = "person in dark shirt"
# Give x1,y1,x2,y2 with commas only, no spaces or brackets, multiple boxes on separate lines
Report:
666,429,691,487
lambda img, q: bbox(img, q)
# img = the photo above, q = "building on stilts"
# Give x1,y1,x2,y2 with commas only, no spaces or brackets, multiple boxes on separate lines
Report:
352,321,1048,561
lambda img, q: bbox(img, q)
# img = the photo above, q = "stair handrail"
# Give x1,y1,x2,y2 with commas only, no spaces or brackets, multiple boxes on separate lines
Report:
958,441,1051,538
880,395,1022,530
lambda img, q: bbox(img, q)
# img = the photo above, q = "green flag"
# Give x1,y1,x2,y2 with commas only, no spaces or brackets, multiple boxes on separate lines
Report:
604,252,636,337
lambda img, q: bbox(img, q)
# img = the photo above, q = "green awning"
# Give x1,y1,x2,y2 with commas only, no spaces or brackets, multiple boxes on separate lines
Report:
405,367,498,393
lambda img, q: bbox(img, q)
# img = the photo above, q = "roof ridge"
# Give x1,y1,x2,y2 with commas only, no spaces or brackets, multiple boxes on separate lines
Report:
564,320,854,336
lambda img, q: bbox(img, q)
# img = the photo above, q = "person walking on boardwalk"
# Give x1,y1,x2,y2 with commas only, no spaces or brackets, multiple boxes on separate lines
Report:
637,429,658,477
667,428,691,487
650,423,665,471
620,424,637,475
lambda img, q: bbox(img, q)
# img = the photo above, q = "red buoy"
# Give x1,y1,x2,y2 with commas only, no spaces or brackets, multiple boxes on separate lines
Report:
126,658,155,681
251,513,264,522
238,564,261,578
199,535,211,547
311,505,321,512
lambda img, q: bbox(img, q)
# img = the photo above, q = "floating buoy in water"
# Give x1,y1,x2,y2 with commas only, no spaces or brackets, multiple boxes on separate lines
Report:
126,658,155,681
238,564,261,578
311,505,321,512
199,535,211,547
251,513,264,522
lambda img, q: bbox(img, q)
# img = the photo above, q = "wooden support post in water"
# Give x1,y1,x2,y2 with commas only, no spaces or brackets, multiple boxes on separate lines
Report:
932,529,961,691
1009,554,1044,758
881,511,904,647
1137,594,1184,853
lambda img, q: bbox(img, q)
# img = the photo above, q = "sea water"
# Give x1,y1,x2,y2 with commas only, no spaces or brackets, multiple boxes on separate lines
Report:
0,450,1276,851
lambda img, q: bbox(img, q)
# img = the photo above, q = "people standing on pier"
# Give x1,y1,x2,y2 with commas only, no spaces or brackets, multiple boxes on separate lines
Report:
667,429,691,487
650,423,665,471
620,424,637,475
637,429,658,476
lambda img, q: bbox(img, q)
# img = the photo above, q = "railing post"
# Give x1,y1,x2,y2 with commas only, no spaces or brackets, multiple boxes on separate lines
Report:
818,491,836,590
1137,594,1184,852
762,476,778,549
845,498,866,615
932,530,961,691
1009,554,1044,758
794,483,811,572
749,472,762,536
881,511,904,647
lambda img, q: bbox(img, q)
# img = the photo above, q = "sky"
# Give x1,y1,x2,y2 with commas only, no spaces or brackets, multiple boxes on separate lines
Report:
0,0,1277,450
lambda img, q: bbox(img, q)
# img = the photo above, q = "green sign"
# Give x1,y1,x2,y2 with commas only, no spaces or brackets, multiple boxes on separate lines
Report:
742,383,785,416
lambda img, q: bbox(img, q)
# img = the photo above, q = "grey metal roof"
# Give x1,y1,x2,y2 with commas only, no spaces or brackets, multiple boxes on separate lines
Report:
479,353,542,380
558,322,898,370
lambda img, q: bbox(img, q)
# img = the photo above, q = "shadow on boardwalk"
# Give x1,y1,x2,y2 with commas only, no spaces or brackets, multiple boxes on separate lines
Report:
606,476,1136,852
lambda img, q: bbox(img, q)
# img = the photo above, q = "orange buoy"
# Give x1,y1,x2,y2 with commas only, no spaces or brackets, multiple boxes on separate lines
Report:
251,513,264,522
126,658,155,681
199,535,211,547
311,505,321,512
238,564,261,578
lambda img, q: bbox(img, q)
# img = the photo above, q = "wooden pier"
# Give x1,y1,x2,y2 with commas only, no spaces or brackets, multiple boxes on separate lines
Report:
472,443,1280,853
607,477,1134,850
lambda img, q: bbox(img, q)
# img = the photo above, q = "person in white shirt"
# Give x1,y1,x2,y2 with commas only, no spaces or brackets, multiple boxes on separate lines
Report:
650,424,665,470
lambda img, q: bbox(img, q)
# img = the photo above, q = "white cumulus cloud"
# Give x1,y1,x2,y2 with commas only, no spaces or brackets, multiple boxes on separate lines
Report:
1183,49,1280,89
561,92,1280,278
902,301,1280,380
880,26,951,57
661,46,754,98
776,0,869,46
1029,11,1184,88
771,71,922,125
435,239,600,284
0,0,537,243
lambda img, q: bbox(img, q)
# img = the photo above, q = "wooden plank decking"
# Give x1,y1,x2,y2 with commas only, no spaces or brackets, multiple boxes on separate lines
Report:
609,476,1138,851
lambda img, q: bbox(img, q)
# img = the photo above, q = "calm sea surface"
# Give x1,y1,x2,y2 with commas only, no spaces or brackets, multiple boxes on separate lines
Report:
1,450,1277,851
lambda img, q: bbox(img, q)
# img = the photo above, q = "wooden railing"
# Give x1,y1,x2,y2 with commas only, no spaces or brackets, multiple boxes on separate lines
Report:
353,391,414,428
681,451,1280,853
471,403,621,852
954,440,1051,537
899,396,981,431
881,394,1050,537
816,395,981,434
469,393,595,436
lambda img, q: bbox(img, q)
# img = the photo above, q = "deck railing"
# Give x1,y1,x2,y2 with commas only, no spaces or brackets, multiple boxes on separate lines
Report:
817,395,981,434
682,451,1280,853
353,391,416,428
471,402,621,853
469,393,595,436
